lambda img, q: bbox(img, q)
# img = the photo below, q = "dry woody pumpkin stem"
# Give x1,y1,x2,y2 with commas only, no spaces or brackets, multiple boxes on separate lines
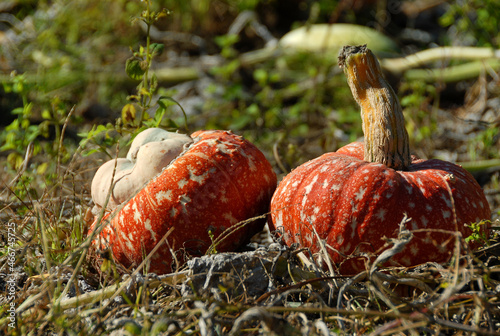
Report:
339,44,411,170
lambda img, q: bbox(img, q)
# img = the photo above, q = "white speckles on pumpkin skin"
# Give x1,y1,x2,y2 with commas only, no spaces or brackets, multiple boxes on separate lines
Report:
428,252,439,260
120,231,129,244
401,256,411,266
304,175,319,194
144,219,156,242
350,218,358,238
151,252,162,262
411,221,419,231
123,203,132,212
438,243,448,254
274,212,283,228
179,195,191,214
170,207,178,218
202,138,219,148
403,179,413,194
121,231,135,254
301,176,319,207
345,162,358,169
128,232,135,242
125,239,135,253
132,203,142,224
186,166,211,184
355,186,367,201
375,208,387,221
214,141,230,154
178,178,188,188
439,194,452,208
425,204,433,212
223,212,237,223
410,245,419,256
345,147,355,153
442,210,451,219
358,225,366,236
257,189,265,202
263,173,271,183
408,202,415,208
237,148,258,172
420,216,429,227
220,191,229,203
300,211,307,223
330,183,341,191
476,189,484,199
350,202,359,213
304,233,313,244
156,189,173,202
119,213,126,226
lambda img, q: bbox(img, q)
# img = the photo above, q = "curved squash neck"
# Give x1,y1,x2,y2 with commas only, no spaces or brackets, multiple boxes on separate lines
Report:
339,45,411,170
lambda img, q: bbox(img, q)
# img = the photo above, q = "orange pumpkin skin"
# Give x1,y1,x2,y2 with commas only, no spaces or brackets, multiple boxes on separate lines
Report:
270,141,490,275
90,130,277,274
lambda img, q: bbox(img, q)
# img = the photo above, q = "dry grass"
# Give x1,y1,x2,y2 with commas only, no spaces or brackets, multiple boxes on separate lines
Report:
1,152,499,335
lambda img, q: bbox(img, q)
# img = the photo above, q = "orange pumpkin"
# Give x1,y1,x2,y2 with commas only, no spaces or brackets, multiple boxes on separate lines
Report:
269,45,490,274
89,130,277,274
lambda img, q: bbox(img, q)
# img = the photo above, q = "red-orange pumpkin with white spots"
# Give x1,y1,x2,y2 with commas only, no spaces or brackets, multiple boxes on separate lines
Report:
90,130,276,274
269,46,490,275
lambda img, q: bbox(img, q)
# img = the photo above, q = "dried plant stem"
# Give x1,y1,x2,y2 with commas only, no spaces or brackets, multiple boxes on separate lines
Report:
35,203,52,273
95,226,175,310
55,105,75,184
339,45,411,170
458,158,500,174
206,213,269,254
11,269,188,326
48,145,123,313
404,59,500,82
272,142,288,174
381,46,500,73
265,306,498,335
59,270,188,312
18,227,177,323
